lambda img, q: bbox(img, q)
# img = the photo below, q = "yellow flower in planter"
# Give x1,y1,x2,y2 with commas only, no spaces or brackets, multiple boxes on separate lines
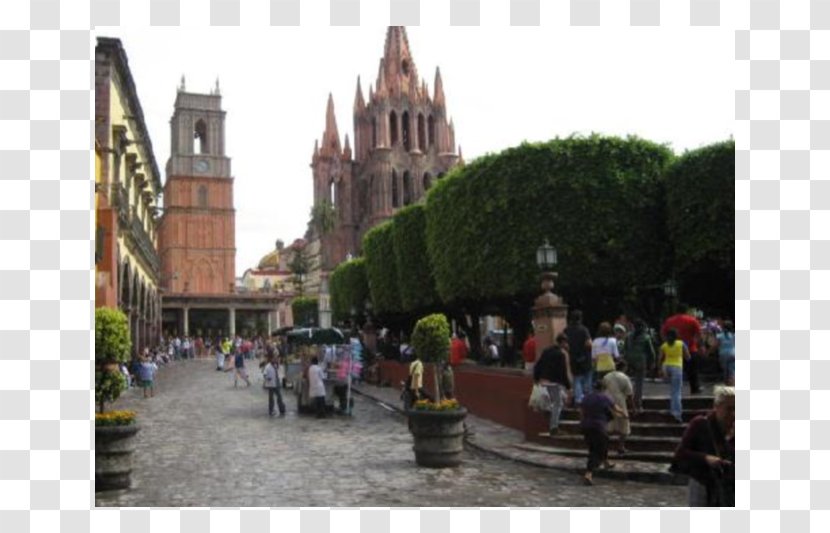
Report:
95,410,136,426
412,399,461,411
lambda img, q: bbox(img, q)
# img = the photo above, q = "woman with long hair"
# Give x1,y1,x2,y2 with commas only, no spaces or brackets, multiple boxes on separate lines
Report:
659,328,691,423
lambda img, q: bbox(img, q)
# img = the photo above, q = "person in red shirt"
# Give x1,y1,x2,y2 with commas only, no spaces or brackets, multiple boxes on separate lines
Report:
450,331,469,367
522,328,537,372
661,303,703,394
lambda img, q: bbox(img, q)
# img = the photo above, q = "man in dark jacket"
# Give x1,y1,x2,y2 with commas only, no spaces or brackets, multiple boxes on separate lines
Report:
534,333,573,436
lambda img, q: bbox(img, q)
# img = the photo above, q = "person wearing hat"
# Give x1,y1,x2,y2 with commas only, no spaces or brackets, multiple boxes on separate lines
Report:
603,359,635,455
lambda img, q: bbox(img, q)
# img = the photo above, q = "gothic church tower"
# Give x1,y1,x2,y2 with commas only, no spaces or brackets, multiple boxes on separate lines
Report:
311,26,460,271
159,81,236,294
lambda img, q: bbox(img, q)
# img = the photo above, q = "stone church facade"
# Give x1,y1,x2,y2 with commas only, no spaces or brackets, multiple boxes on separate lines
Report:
311,26,461,271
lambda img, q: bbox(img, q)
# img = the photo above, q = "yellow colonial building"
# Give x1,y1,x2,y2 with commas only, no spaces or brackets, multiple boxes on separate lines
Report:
95,37,163,356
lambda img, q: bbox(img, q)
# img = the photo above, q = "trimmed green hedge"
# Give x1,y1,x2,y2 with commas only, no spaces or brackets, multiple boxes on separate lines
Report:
666,140,735,275
665,140,735,314
392,204,440,313
291,296,319,327
425,135,675,307
363,221,401,315
411,313,451,364
329,258,370,323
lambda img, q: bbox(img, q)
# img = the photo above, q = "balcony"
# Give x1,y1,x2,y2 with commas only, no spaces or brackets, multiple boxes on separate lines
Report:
111,182,130,227
128,207,160,276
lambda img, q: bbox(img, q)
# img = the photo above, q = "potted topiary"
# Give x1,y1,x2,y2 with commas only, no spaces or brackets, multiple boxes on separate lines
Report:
95,307,140,491
407,313,467,468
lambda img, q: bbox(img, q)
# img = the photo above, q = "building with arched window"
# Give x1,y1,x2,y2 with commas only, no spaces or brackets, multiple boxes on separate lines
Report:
310,26,462,272
95,37,163,357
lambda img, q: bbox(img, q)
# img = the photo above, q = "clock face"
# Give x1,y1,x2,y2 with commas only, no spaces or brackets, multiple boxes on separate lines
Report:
195,159,210,173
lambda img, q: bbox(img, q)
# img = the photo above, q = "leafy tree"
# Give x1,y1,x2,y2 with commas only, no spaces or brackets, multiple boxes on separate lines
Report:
291,296,319,327
665,140,735,315
330,258,370,323
363,221,402,316
289,245,312,296
392,204,440,313
411,313,451,401
424,135,675,339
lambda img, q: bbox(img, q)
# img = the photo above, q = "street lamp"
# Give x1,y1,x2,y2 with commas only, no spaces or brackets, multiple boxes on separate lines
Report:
531,239,567,370
536,239,558,293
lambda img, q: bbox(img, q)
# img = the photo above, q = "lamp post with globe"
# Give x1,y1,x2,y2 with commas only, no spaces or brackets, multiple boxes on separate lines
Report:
532,240,568,360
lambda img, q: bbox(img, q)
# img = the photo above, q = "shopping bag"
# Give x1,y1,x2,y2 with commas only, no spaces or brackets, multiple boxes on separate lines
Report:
528,384,551,412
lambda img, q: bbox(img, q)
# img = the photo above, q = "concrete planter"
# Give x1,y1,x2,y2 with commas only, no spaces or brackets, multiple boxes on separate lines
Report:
95,424,140,491
407,408,467,468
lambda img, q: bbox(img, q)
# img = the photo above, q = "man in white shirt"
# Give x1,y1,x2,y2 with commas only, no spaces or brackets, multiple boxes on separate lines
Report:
308,357,327,418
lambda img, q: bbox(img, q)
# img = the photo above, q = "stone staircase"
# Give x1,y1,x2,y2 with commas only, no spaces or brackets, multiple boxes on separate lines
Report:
528,394,714,462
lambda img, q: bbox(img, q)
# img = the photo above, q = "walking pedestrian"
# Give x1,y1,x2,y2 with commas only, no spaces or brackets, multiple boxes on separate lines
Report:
580,379,627,485
533,333,572,436
624,319,656,412
565,310,593,405
713,321,735,386
406,350,428,408
592,322,620,383
603,360,635,455
672,385,735,506
661,304,703,394
522,327,537,373
308,356,327,418
229,349,251,388
449,331,469,367
263,356,286,416
659,328,690,423
138,356,158,398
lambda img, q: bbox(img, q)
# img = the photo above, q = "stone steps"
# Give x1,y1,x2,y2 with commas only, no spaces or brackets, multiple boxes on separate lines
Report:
555,419,686,438
543,432,683,453
516,442,676,464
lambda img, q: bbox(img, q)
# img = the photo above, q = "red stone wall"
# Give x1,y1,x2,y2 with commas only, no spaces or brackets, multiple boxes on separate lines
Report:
159,175,235,294
378,360,537,433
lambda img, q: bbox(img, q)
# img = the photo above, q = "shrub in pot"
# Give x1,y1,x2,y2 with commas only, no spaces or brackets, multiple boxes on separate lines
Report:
407,313,467,468
94,307,139,491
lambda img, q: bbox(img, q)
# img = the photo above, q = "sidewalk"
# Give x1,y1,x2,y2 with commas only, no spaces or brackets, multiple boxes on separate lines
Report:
351,381,688,485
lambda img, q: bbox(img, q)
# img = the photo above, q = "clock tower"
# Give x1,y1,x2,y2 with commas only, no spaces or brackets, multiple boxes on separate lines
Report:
158,83,236,295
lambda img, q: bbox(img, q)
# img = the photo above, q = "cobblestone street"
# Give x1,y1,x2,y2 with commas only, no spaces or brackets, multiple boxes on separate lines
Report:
96,360,686,507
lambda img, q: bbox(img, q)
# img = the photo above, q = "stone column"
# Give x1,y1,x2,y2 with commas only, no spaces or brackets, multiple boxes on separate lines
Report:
183,307,190,337
532,273,568,361
267,312,273,337
229,307,236,338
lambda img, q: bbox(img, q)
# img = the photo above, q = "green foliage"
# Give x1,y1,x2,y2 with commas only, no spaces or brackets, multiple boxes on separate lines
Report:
95,370,127,413
424,135,675,308
392,204,440,313
310,200,337,236
95,307,131,365
292,296,319,327
666,140,735,275
289,246,312,296
411,313,451,364
363,221,401,315
330,258,370,322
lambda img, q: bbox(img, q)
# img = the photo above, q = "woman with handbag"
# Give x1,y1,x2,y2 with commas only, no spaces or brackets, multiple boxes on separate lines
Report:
671,385,735,506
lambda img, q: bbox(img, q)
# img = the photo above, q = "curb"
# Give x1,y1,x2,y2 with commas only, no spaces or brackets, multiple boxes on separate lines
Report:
351,387,683,485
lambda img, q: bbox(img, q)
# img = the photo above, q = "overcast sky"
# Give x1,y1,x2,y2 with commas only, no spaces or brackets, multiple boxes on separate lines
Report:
106,26,732,275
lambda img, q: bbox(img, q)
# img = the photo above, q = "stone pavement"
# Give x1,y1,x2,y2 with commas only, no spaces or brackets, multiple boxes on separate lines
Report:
95,359,686,507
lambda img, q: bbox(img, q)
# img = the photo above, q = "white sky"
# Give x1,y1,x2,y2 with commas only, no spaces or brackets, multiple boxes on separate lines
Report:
106,27,732,275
